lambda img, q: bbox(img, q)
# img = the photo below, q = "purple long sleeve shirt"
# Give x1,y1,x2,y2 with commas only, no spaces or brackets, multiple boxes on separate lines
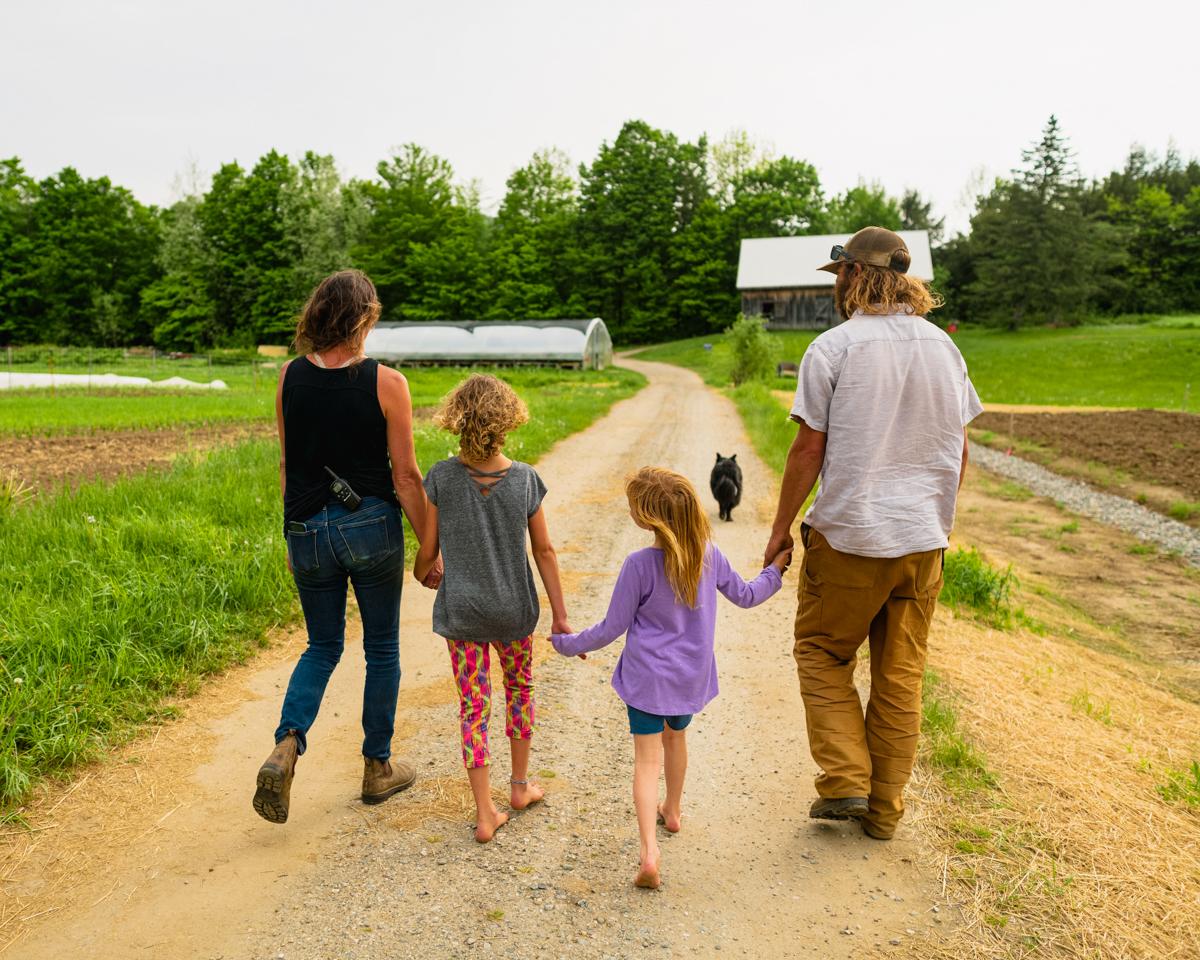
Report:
551,545,783,716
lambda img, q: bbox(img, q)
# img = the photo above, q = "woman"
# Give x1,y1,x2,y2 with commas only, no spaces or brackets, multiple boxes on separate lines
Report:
253,269,441,825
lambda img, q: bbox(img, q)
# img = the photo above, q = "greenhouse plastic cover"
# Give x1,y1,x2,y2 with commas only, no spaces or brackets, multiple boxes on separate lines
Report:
366,321,600,361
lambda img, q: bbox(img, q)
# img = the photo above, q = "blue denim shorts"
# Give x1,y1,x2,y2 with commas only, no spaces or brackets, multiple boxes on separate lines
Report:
627,704,693,736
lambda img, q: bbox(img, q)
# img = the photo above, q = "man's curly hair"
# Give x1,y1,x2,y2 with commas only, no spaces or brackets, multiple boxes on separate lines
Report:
434,374,529,463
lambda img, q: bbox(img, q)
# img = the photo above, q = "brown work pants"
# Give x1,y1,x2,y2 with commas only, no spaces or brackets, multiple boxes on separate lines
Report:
793,525,943,837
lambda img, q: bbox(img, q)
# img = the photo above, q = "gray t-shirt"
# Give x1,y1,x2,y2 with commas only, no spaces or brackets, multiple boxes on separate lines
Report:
790,309,984,558
424,457,547,643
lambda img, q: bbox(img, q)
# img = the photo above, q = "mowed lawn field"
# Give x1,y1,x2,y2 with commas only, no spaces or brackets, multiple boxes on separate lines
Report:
637,318,1200,409
0,363,644,808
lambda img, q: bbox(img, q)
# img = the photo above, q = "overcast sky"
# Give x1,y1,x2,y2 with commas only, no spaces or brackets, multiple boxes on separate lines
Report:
3,0,1197,235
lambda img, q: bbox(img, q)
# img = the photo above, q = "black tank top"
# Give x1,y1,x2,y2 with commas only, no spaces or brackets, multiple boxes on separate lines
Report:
281,357,398,524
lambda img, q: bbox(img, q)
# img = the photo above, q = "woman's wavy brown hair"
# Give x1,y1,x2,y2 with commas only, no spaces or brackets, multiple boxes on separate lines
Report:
293,269,382,356
835,259,944,319
435,374,529,463
625,467,711,609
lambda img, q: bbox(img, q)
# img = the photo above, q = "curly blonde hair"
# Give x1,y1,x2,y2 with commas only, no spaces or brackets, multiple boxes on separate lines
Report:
835,261,943,319
625,467,711,609
435,374,529,463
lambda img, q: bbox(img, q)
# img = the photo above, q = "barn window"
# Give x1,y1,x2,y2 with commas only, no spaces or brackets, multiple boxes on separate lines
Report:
760,300,775,318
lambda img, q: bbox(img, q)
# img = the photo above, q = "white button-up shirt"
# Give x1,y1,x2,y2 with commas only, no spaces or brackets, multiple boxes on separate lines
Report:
790,308,983,558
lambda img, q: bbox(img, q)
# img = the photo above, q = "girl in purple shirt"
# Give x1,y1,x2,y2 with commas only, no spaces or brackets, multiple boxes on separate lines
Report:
552,466,790,889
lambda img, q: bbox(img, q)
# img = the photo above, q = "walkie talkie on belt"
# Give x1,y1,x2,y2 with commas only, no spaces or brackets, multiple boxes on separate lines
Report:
324,466,362,511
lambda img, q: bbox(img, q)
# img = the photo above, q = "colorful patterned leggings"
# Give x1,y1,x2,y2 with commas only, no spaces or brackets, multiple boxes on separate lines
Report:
446,636,535,768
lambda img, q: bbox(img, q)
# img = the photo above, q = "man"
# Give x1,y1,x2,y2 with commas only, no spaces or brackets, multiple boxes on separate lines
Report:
762,226,982,840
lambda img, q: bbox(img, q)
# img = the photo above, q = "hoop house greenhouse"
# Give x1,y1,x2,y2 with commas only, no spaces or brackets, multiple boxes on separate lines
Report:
364,319,613,370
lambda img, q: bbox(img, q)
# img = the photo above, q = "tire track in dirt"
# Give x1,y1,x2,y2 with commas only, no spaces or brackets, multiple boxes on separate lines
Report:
7,360,944,959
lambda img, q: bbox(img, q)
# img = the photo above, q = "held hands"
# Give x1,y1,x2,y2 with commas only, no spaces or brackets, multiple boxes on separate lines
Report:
763,531,795,571
549,617,586,659
417,555,444,589
771,547,793,573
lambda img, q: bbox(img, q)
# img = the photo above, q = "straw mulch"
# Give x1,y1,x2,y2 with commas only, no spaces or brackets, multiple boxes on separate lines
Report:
379,775,511,834
900,610,1200,959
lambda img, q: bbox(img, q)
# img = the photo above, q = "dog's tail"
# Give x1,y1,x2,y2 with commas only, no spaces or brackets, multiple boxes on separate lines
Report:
714,476,739,501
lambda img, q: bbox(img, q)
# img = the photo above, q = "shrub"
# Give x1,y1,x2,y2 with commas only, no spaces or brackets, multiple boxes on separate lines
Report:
726,314,779,385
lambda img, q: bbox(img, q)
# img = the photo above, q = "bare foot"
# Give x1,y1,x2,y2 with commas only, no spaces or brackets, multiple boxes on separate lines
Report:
634,851,662,889
510,780,545,811
474,807,509,843
656,805,681,833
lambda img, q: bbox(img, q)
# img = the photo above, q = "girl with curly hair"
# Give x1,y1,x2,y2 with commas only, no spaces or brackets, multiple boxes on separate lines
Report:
414,374,571,841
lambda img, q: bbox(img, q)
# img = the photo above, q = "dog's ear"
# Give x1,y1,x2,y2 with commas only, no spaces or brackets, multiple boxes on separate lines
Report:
715,452,722,461
731,454,737,462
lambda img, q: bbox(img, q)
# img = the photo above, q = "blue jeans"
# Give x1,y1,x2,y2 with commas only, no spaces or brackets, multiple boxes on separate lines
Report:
275,497,404,760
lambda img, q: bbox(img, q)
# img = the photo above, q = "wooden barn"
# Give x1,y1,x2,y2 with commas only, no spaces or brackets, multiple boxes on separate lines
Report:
735,231,934,330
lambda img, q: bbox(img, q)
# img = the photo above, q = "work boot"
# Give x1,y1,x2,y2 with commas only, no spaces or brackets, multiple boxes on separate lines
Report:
253,731,299,824
809,796,869,820
362,757,417,805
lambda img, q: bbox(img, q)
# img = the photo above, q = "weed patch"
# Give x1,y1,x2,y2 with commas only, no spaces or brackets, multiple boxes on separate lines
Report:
1069,689,1114,725
941,547,1019,627
1157,760,1200,808
921,670,996,794
1168,501,1199,521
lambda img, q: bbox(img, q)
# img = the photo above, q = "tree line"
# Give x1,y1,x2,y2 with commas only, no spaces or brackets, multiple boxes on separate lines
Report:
942,116,1200,327
1,117,1197,348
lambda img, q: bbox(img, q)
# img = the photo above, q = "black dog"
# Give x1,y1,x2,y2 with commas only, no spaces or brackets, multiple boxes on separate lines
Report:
710,453,743,522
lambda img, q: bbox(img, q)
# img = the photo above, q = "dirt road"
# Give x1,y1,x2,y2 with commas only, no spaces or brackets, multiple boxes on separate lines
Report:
7,359,941,959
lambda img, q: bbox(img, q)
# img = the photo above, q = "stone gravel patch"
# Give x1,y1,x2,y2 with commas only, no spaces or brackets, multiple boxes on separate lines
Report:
970,442,1200,566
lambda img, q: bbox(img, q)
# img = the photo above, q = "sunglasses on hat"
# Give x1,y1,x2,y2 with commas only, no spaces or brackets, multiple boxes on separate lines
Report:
829,244,854,263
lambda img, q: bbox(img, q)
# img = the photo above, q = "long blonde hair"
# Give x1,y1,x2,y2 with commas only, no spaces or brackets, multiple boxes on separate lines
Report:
434,374,529,463
626,467,711,609
835,261,943,319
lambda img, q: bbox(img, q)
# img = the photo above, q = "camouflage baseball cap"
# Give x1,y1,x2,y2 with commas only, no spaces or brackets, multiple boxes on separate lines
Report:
818,226,910,274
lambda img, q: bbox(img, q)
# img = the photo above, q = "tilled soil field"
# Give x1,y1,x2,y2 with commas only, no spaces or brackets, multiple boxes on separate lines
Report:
973,409,1200,500
2,421,275,494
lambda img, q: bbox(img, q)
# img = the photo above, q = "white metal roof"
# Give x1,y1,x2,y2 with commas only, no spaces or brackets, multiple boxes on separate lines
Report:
736,231,934,290
365,319,606,362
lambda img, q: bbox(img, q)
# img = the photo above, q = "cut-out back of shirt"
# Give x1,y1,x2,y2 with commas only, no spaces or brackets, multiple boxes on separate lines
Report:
465,464,510,497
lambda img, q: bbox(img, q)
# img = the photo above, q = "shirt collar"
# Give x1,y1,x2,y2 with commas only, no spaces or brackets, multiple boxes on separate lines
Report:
850,303,916,319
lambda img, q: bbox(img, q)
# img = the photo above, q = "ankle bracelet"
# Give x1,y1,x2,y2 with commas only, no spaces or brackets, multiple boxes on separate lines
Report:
510,777,529,785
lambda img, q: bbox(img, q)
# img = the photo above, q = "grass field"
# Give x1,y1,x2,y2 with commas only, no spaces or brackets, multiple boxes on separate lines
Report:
0,361,636,437
636,318,1200,409
0,365,644,808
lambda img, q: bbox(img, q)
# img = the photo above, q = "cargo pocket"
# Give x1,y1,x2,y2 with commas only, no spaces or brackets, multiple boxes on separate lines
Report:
286,528,320,573
336,515,391,564
794,559,824,649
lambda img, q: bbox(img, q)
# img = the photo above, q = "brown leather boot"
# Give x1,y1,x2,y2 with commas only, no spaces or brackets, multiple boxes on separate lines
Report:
361,757,416,805
253,732,299,824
